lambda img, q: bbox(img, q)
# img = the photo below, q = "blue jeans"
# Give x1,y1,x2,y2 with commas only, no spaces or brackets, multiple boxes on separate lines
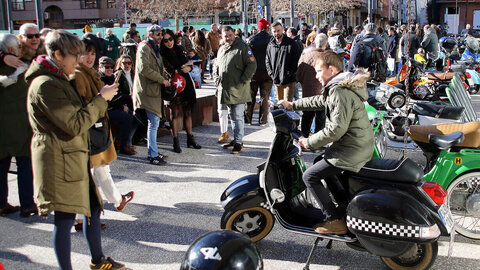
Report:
146,110,160,158
0,156,35,209
227,103,246,143
107,109,137,147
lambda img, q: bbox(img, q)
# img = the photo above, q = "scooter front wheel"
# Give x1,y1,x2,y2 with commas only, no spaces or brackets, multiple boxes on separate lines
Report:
221,207,274,243
447,172,480,239
380,241,438,270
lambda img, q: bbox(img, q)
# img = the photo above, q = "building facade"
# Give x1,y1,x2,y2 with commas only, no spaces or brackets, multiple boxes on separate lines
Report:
433,0,480,35
9,0,124,29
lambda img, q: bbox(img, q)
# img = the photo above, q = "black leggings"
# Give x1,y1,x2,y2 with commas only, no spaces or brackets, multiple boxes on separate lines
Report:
53,186,104,270
303,158,347,220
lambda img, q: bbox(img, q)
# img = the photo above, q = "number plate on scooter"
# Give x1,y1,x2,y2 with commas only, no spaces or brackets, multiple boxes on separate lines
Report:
438,203,454,234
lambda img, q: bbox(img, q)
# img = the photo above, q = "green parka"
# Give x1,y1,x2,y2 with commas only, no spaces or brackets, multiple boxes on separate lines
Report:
214,37,256,105
132,40,166,117
293,69,374,172
0,63,32,159
26,56,107,216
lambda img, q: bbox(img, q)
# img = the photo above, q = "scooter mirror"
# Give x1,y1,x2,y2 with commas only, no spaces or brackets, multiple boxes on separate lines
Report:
270,188,285,204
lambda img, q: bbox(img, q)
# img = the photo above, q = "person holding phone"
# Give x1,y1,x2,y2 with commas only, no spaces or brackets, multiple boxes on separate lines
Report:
99,56,138,155
26,30,126,270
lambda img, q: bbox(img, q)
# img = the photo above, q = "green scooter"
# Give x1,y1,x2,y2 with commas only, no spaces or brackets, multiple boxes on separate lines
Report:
366,104,480,239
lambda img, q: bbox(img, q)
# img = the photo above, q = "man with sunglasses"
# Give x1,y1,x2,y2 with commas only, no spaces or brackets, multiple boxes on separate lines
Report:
133,24,170,165
19,23,41,62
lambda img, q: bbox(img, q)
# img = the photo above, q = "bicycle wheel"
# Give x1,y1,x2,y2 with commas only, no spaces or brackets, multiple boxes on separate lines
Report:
447,172,480,239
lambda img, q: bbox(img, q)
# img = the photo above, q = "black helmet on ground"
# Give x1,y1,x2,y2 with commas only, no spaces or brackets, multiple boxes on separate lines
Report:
180,230,263,270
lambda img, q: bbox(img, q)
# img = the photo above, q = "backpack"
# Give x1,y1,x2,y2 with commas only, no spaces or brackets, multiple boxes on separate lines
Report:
358,41,388,82
328,35,345,55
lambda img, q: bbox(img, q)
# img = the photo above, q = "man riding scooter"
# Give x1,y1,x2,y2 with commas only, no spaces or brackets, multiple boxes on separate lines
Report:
278,51,374,235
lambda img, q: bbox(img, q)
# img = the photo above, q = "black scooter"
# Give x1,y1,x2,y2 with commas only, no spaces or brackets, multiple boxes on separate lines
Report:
220,108,454,270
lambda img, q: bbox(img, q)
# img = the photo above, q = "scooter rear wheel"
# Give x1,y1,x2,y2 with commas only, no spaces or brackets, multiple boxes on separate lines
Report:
221,207,274,243
447,172,480,239
380,241,438,270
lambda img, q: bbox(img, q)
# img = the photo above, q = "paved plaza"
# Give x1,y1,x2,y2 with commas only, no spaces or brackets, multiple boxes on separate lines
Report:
1,92,480,270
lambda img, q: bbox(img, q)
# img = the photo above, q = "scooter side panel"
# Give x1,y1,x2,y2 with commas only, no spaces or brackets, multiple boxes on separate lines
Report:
347,188,438,257
220,174,266,211
424,150,480,189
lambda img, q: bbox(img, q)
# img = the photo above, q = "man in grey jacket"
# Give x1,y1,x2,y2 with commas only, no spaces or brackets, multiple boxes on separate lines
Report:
279,51,374,235
421,25,439,60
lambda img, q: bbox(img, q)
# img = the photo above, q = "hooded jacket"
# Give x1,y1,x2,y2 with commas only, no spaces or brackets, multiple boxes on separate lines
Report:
421,28,439,59
327,27,346,54
214,37,256,105
265,34,302,85
132,39,166,117
248,30,272,73
292,69,374,172
26,55,107,216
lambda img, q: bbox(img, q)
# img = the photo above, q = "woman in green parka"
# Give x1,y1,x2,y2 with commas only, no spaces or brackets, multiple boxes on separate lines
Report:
25,30,125,270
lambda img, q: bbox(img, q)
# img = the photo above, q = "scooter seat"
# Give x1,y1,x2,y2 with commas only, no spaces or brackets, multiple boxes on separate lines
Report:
408,122,480,148
428,132,465,150
427,72,456,81
354,158,423,184
412,102,464,120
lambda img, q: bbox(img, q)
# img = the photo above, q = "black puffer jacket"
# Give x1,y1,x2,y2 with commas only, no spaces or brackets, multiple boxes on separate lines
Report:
265,34,302,85
248,30,272,73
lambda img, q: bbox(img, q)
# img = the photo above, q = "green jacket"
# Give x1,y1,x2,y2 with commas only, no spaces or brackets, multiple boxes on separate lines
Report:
214,37,256,105
104,34,121,62
132,40,166,117
26,56,107,216
293,69,374,172
0,63,32,159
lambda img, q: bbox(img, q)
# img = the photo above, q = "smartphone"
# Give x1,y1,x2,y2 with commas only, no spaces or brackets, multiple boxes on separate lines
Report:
114,70,123,84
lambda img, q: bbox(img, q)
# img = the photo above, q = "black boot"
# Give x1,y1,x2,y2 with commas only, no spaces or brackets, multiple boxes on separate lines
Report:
187,134,202,149
173,137,182,153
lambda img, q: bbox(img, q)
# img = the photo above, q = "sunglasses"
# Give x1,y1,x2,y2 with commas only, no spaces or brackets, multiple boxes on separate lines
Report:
25,33,40,39
122,61,132,65
155,32,162,36
163,37,174,43
103,65,114,69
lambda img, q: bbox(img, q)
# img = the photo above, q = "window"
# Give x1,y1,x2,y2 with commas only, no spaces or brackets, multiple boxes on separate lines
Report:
107,0,116,8
12,0,25,11
81,0,98,9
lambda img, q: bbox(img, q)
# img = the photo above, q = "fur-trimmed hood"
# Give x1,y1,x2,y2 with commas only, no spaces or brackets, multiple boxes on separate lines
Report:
328,27,342,37
324,68,370,101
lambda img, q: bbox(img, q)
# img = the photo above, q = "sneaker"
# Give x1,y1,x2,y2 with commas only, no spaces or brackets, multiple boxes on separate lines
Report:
90,257,125,270
148,156,167,166
115,191,134,211
0,203,20,216
313,219,347,235
232,143,243,154
20,204,38,218
218,132,230,144
222,140,236,149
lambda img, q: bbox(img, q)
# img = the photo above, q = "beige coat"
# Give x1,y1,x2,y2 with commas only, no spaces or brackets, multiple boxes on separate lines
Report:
74,63,117,167
132,40,167,117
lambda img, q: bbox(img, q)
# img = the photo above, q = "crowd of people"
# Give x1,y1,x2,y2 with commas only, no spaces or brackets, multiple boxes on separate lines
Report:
0,18,471,269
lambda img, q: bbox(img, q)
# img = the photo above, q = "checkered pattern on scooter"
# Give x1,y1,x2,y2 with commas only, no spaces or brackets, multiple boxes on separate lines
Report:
347,216,421,237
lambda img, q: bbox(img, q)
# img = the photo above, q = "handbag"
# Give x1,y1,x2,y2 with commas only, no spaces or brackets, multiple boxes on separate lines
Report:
161,68,178,101
89,117,111,155
87,85,111,155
